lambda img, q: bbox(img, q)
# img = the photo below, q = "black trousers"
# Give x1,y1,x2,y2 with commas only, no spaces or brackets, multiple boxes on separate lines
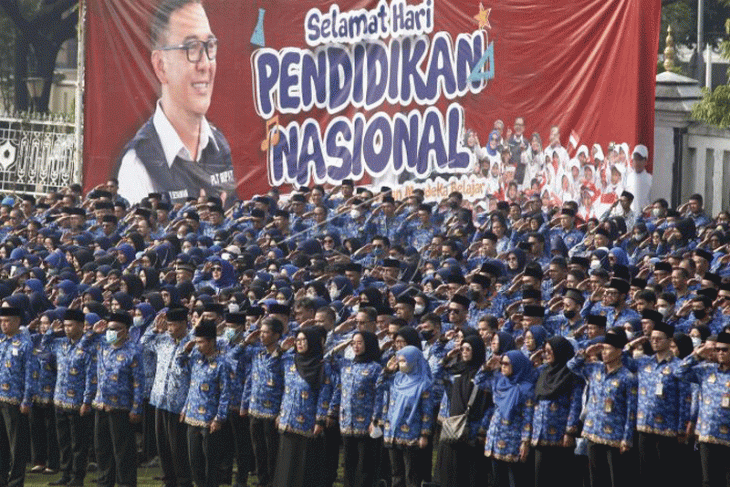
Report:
699,442,730,487
229,413,253,487
0,403,29,487
586,441,627,487
637,432,679,487
30,403,59,469
249,416,278,487
187,424,222,487
324,424,341,487
94,409,137,487
155,409,192,487
534,445,579,487
342,436,379,487
491,458,528,487
55,408,93,483
141,401,157,463
388,446,429,487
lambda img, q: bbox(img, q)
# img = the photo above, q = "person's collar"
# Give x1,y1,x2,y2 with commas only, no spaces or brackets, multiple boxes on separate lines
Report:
153,101,218,167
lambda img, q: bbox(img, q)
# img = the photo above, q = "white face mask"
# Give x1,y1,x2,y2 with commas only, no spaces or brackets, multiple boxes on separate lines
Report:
132,316,143,327
350,209,361,220
652,208,661,218
276,299,287,305
590,260,601,270
351,304,360,314
691,337,702,348
414,304,425,315
329,286,339,300
306,290,317,299
625,330,634,341
657,306,670,317
105,329,119,345
228,303,240,313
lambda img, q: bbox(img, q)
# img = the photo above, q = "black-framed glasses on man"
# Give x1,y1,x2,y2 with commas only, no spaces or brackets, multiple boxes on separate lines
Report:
159,37,218,63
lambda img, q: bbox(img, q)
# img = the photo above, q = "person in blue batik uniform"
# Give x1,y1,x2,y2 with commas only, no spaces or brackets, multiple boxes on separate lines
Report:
29,312,59,475
484,350,535,487
628,321,692,487
177,320,231,487
140,307,193,487
531,336,584,487
435,335,493,487
567,329,637,487
382,345,435,487
673,331,730,487
273,328,337,487
241,317,285,487
0,306,36,487
43,308,97,487
89,311,145,487
333,331,385,487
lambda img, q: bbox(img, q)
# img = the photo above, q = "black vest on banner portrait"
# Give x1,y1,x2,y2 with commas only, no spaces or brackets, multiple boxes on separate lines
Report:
115,117,237,206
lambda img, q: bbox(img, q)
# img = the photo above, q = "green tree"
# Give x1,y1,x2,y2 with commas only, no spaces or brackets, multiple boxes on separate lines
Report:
692,0,730,128
0,0,78,113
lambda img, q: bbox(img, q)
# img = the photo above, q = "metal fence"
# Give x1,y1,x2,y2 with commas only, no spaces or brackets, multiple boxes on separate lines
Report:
0,112,78,197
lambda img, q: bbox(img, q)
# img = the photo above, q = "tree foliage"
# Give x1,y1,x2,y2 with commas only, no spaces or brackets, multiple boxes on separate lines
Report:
0,0,78,113
692,2,730,128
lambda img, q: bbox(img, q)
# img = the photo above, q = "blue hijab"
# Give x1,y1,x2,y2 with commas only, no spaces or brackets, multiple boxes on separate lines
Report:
528,325,548,349
494,350,535,420
609,247,629,267
391,346,433,427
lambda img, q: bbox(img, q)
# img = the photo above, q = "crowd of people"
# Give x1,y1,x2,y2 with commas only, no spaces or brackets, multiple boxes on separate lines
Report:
0,163,728,487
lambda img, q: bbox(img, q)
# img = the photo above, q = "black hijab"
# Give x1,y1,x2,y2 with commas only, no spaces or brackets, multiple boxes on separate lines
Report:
295,328,324,390
449,335,489,416
494,331,516,355
535,336,576,400
353,331,381,363
673,332,694,359
396,326,422,350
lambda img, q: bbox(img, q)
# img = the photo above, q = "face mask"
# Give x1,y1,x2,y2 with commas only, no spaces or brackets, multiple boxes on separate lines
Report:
350,209,361,220
590,260,601,270
351,304,360,314
224,328,238,342
276,299,287,305
657,306,670,317
414,304,425,315
652,208,661,218
691,337,702,348
421,329,434,341
228,303,240,313
373,247,383,256
424,269,435,276
248,295,257,303
214,240,223,247
329,287,339,300
694,309,707,320
632,234,645,241
306,291,317,299
132,316,144,327
625,330,635,341
105,329,119,345
564,309,577,319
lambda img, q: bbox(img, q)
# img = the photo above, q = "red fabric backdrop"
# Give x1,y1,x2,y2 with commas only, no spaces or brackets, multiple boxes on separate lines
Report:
84,0,661,198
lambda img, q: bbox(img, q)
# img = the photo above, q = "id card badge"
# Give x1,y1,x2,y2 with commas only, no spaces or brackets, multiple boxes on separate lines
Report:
604,398,614,413
655,383,664,397
11,347,18,357
722,394,730,409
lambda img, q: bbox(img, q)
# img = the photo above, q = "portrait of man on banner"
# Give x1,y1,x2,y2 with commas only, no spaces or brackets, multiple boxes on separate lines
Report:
115,0,236,206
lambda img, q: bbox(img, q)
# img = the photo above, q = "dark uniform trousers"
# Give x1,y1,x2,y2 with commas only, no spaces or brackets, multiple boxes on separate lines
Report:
30,403,59,470
55,408,93,483
0,403,29,487
249,416,278,487
155,408,191,487
94,409,137,487
187,424,222,487
637,432,679,487
586,441,628,487
699,442,730,487
229,414,253,487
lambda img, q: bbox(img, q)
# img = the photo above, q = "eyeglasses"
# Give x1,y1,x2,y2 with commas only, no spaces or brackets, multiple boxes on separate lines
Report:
716,347,730,352
159,38,218,63
211,267,222,272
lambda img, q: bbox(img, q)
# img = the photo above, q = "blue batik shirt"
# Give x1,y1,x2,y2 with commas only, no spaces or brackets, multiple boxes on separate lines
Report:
634,355,691,437
91,337,145,416
332,359,385,436
567,356,637,448
178,347,231,427
0,332,36,408
531,369,584,446
242,346,285,419
42,329,97,411
674,355,730,447
222,338,256,413
31,333,56,405
141,328,191,415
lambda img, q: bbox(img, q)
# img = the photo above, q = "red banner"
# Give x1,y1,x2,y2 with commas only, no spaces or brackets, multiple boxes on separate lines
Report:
84,0,661,204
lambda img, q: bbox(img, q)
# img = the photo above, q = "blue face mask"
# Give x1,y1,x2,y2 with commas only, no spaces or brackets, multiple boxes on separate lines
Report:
224,328,239,342
105,329,119,345
373,246,383,256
